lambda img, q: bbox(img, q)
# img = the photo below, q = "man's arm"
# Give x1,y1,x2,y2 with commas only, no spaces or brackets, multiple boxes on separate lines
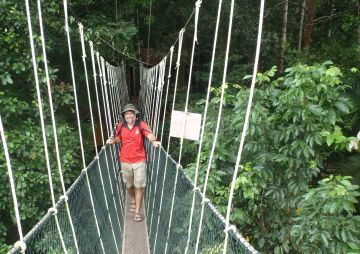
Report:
146,133,161,147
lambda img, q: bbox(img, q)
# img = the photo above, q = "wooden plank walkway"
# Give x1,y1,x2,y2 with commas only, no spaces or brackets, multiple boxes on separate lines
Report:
122,193,150,254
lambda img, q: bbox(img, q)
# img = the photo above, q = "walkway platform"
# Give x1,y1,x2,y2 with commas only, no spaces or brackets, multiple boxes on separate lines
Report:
122,193,150,254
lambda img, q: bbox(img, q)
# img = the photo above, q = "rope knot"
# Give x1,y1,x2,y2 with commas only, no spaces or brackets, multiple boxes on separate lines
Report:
82,167,88,173
202,198,210,204
224,225,236,233
14,241,27,253
48,207,58,215
60,195,68,202
193,187,200,192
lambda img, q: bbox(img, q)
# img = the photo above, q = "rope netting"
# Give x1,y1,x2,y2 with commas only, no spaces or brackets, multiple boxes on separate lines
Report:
7,145,124,254
144,147,256,254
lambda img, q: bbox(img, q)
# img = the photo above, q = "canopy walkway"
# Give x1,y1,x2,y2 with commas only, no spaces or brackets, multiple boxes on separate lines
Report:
1,0,266,253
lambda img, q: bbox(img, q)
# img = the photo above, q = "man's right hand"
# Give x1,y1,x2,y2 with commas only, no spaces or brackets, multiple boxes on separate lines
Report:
106,137,115,145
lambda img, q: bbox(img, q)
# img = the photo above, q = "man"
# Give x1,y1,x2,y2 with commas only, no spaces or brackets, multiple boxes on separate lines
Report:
106,104,160,222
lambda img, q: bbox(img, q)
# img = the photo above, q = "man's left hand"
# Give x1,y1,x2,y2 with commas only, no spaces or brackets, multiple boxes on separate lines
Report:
151,140,161,147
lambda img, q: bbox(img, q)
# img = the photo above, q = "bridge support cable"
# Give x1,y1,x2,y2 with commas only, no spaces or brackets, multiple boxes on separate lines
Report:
223,0,265,253
0,116,26,254
144,66,157,211
97,54,126,217
90,42,125,238
145,58,167,219
63,1,106,252
95,53,125,224
148,48,174,241
184,0,222,252
193,0,235,250
25,0,68,252
152,28,185,254
36,0,81,252
101,58,118,167
106,64,118,129
79,23,120,254
164,2,202,253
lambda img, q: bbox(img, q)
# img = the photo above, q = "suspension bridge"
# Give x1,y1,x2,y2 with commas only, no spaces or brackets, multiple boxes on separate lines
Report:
1,0,265,253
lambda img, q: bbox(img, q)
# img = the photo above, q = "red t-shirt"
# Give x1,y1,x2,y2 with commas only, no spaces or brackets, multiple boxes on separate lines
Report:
115,120,152,163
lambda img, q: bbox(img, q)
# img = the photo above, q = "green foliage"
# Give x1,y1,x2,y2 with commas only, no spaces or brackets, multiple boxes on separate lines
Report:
185,62,360,253
291,175,360,254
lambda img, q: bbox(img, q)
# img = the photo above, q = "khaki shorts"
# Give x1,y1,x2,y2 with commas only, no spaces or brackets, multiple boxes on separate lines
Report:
120,161,147,188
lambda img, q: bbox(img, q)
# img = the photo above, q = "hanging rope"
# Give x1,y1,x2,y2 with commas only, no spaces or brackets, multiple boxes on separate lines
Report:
96,52,125,215
36,0,79,252
0,116,26,254
145,57,167,218
79,23,120,253
184,0,223,252
193,0,235,250
223,0,265,252
148,49,174,240
153,28,184,253
25,0,68,252
90,42,125,229
63,1,105,252
164,2,202,253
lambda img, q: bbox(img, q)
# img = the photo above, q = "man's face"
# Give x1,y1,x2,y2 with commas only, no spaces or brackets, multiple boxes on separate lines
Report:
124,111,135,124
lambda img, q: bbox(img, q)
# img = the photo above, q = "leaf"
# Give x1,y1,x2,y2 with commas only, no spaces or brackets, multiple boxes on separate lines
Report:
243,74,252,80
334,101,350,114
308,104,325,116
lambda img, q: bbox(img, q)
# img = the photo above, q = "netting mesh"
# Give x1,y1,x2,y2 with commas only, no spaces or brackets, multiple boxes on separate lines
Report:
8,141,256,254
145,146,257,254
8,145,125,254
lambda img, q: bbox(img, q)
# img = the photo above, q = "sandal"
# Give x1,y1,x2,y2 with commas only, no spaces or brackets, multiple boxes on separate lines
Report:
130,203,136,213
134,212,143,222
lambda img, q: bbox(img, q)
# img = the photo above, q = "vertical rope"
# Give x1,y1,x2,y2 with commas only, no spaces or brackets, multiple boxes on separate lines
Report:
153,28,184,254
25,1,68,252
149,49,174,241
79,24,120,253
146,58,167,218
63,0,86,168
165,2,201,252
90,43,124,233
194,0,235,251
106,63,116,129
185,0,223,252
37,0,79,251
0,116,26,254
63,2,105,252
223,1,265,252
96,52,125,216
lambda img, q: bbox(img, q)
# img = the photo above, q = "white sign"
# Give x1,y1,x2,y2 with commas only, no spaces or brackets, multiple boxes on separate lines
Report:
169,110,202,141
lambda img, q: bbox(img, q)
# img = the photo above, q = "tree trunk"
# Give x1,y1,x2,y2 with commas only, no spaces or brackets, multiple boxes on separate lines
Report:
328,0,335,38
279,0,289,73
303,0,317,50
358,0,360,66
298,0,306,52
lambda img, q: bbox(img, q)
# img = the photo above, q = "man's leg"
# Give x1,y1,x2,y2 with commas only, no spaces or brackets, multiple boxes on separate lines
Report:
121,162,136,211
133,161,147,221
128,186,136,204
134,187,144,214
